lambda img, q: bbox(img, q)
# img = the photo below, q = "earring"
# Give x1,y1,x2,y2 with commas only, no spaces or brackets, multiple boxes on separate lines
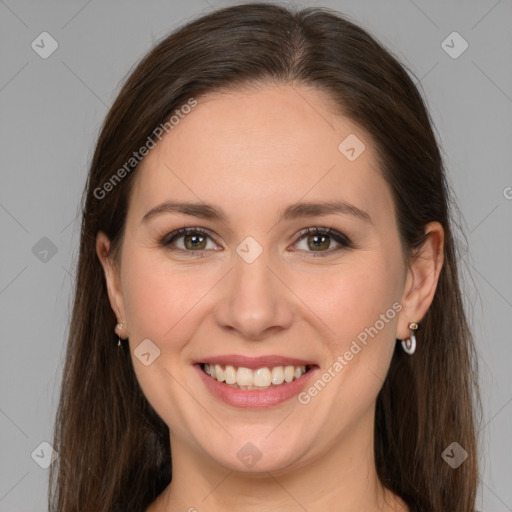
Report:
401,321,419,355
116,323,123,348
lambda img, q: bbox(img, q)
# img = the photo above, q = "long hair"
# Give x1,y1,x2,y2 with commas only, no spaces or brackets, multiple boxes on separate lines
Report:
49,3,480,511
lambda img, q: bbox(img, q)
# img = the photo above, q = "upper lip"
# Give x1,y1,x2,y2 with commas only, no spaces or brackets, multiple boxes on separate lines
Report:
195,354,317,370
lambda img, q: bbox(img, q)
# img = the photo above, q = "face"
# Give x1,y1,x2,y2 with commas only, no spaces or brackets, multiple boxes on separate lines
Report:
98,84,415,475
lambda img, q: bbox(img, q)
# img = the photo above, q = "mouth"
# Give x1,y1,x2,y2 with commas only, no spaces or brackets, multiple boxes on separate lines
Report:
193,357,319,408
199,362,314,390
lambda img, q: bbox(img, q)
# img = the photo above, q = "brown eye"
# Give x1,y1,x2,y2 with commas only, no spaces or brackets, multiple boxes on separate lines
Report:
292,227,352,257
182,232,208,250
161,227,218,255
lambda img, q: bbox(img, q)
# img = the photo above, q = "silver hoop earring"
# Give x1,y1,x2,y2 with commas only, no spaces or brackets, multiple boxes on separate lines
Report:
400,322,419,355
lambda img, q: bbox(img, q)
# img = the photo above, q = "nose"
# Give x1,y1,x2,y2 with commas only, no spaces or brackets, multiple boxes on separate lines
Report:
213,250,295,341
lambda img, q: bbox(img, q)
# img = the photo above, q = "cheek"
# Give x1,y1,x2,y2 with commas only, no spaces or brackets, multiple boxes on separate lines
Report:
120,249,211,431
123,261,200,345
304,262,401,411
120,246,223,365
124,264,172,336
300,259,401,351
299,258,402,412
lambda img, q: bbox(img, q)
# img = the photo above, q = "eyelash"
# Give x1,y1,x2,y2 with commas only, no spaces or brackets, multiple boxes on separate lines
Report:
159,226,353,258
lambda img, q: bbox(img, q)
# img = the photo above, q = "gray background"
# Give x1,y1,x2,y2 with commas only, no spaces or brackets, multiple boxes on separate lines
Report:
1,0,511,510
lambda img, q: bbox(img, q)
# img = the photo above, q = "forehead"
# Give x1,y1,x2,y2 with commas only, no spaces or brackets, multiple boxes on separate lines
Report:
128,85,394,227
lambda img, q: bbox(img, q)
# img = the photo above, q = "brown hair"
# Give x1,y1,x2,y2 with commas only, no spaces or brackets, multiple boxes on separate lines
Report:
49,3,480,511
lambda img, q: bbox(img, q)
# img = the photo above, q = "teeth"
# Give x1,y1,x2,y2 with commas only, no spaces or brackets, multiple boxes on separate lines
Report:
284,365,295,383
203,363,308,389
236,367,253,386
224,365,236,385
271,366,284,385
253,367,272,387
214,364,225,382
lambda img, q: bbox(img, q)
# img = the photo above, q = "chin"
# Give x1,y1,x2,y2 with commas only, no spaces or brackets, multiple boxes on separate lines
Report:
196,428,314,474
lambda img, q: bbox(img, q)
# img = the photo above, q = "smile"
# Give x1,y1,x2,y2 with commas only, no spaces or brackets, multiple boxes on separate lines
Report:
201,363,310,390
194,358,319,408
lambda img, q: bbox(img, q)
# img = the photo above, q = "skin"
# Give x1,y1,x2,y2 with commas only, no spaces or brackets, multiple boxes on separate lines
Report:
96,84,444,512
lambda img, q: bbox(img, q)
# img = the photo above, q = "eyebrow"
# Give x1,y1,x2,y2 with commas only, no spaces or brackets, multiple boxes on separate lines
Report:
141,200,372,225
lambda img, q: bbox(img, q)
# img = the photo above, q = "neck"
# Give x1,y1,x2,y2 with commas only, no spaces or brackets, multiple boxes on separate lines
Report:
152,412,407,512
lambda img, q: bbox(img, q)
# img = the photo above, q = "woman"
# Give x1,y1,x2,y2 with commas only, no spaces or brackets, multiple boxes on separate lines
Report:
49,3,480,511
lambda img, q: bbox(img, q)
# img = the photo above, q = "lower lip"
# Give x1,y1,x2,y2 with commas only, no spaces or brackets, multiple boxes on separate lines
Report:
194,364,318,408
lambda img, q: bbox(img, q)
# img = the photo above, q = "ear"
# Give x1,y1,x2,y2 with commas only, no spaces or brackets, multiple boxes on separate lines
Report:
397,221,444,339
96,231,126,333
